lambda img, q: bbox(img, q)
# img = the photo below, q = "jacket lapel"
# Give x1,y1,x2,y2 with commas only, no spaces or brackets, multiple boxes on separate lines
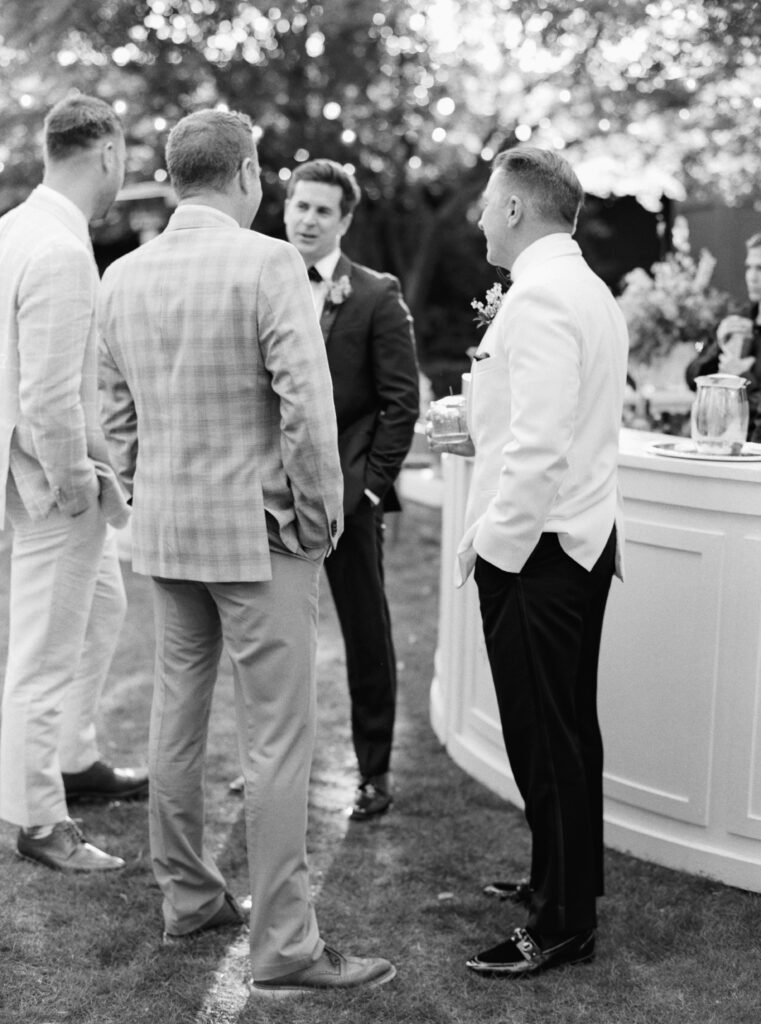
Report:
319,254,353,342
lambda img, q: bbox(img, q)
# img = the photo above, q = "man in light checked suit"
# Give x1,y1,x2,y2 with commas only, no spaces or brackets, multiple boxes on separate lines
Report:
0,95,143,876
98,110,395,995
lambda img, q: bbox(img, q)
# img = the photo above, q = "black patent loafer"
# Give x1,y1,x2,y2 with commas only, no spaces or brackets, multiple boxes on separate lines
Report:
466,926,595,978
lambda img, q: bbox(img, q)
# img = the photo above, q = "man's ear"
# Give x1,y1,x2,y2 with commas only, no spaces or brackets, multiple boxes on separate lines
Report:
338,211,354,238
100,140,115,173
239,157,256,194
506,193,524,226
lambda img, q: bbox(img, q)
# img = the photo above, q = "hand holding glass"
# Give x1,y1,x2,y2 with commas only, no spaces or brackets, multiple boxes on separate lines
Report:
426,394,474,454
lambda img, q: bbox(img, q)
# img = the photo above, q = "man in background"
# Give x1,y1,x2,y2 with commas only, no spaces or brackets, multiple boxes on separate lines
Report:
685,232,761,440
282,158,419,821
98,110,395,994
433,146,628,977
0,94,144,875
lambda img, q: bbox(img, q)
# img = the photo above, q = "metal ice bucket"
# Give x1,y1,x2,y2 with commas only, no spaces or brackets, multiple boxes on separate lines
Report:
691,373,749,455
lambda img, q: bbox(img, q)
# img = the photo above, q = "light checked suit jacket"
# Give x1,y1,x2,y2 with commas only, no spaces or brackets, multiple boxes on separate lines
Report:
98,204,343,582
0,185,127,527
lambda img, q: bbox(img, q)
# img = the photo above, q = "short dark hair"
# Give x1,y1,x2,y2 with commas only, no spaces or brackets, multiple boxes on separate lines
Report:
746,233,761,251
44,95,122,162
166,110,255,197
287,159,361,216
493,146,584,229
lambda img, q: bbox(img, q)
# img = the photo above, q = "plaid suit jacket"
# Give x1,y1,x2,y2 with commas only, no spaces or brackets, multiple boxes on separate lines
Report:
0,185,125,525
98,204,343,581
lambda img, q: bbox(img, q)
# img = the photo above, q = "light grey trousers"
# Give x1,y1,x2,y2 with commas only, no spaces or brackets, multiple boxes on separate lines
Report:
148,550,325,980
1,479,126,827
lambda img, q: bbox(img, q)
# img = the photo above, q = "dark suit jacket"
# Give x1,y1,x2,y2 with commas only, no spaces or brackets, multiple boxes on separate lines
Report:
320,254,419,515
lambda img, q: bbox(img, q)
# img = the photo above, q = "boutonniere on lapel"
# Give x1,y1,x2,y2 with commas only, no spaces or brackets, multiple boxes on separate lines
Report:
326,275,352,307
471,273,512,329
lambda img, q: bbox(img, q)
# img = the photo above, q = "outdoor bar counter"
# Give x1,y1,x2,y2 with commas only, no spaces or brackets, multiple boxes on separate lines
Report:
430,427,761,891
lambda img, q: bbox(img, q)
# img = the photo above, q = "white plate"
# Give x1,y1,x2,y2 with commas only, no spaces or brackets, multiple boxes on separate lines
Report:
646,440,761,462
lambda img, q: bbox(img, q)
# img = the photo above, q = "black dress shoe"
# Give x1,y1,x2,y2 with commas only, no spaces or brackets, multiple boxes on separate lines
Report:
62,760,148,803
228,774,245,794
162,892,249,945
348,775,392,821
482,878,532,905
466,926,595,978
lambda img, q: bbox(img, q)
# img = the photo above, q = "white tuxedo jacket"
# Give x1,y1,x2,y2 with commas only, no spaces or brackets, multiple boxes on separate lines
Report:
456,233,629,586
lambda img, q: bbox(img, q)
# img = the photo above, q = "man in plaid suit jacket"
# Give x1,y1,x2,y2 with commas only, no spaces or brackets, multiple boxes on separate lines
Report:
0,95,143,876
98,110,395,995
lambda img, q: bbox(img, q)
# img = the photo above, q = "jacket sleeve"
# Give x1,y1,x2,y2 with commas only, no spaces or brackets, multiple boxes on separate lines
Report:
257,244,344,552
16,244,98,515
98,272,139,501
685,339,720,390
364,276,420,499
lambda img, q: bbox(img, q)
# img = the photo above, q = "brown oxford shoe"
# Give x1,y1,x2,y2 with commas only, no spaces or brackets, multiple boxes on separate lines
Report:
250,945,396,998
162,892,249,945
17,818,125,873
348,774,393,821
62,760,148,803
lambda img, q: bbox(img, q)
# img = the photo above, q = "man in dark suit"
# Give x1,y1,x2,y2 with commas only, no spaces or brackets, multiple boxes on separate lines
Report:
284,158,419,820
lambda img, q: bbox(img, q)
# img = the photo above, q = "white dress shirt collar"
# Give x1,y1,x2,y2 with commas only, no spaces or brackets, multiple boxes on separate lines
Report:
511,232,580,280
313,248,342,282
33,184,91,249
169,204,240,229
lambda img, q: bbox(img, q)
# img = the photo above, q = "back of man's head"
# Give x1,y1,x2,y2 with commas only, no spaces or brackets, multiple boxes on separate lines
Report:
166,110,255,199
494,146,584,231
44,94,122,164
287,159,361,217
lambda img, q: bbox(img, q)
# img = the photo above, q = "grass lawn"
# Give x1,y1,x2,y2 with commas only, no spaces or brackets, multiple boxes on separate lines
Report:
1,501,760,1024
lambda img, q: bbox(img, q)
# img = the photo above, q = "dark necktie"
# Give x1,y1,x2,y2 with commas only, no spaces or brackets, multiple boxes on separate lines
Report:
308,265,323,283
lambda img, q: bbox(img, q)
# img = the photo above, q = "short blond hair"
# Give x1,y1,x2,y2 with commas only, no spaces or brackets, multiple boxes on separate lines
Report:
493,146,584,229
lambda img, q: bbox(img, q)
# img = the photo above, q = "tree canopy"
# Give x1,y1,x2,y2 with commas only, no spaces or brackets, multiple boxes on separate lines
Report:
1,0,759,384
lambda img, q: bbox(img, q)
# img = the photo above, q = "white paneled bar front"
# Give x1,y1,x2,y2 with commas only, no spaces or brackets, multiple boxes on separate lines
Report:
430,428,761,892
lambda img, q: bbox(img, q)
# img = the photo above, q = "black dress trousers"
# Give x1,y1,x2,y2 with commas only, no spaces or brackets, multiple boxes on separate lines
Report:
474,528,616,938
324,498,397,781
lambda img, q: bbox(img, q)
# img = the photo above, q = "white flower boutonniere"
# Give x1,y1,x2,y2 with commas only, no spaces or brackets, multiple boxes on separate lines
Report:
471,282,507,329
327,275,352,306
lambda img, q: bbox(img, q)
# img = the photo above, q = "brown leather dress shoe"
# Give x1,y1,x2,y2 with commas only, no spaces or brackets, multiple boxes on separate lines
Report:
349,774,393,821
62,760,149,803
17,819,125,872
162,892,249,945
250,945,396,998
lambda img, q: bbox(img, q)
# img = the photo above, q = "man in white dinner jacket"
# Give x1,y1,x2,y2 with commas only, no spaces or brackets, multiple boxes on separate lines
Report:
432,146,628,978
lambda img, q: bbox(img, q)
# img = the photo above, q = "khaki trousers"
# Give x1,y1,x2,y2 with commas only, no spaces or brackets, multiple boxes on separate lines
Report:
0,479,126,827
148,550,325,980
